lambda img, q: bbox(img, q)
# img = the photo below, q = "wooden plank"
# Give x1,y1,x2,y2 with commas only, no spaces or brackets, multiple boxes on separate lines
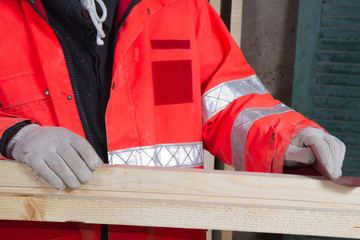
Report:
203,150,215,170
202,1,242,238
206,229,212,240
224,163,235,171
209,0,221,15
221,231,233,240
229,0,243,47
1,161,360,238
220,0,242,237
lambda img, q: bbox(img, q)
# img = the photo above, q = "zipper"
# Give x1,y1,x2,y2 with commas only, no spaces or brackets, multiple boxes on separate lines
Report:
27,1,97,149
28,0,143,156
111,0,142,63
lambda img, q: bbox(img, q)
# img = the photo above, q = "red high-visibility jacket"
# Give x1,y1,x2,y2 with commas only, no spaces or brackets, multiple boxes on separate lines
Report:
0,0,320,239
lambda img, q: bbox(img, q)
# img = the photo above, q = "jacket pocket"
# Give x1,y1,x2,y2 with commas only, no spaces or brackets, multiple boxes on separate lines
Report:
0,73,57,125
152,59,193,105
151,39,193,105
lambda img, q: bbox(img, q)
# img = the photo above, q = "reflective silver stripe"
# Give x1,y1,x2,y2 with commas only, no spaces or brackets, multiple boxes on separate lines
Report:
231,103,293,171
202,75,268,124
108,142,204,167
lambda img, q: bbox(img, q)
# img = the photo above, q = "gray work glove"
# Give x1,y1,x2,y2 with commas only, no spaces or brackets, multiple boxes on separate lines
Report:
7,124,103,190
285,127,346,179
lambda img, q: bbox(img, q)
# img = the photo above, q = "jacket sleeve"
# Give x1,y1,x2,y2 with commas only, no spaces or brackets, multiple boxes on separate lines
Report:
198,1,321,173
0,112,30,159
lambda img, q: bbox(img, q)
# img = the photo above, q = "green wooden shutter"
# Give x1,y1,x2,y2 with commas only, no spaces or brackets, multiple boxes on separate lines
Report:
285,1,360,239
293,0,360,178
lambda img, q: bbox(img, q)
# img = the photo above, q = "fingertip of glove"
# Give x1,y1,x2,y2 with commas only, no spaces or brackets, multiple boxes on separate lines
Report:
340,141,346,154
54,178,81,190
331,169,342,179
94,160,103,170
55,183,66,191
89,157,103,171
79,171,92,184
67,181,82,190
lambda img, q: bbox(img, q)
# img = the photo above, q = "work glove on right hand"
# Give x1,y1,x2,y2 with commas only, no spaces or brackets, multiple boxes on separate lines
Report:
7,124,103,190
285,127,346,179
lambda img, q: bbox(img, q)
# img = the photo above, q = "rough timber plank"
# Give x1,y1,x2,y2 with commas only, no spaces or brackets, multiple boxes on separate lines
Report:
209,0,221,15
230,0,243,47
0,161,360,238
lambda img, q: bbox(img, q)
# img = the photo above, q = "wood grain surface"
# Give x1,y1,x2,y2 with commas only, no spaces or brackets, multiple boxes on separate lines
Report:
0,161,360,238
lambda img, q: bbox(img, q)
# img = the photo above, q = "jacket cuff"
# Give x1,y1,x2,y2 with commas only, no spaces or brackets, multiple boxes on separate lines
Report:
0,121,31,158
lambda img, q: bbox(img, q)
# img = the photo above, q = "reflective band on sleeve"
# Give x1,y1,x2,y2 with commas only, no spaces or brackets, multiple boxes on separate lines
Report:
202,75,268,124
231,103,293,171
108,142,204,167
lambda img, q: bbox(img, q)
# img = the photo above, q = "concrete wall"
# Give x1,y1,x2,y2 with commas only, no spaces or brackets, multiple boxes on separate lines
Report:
241,0,300,106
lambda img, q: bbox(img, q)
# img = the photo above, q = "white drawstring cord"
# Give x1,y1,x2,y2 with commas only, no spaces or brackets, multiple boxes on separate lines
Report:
80,0,107,46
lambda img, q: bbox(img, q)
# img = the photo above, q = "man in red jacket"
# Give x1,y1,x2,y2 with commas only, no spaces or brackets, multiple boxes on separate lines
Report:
0,0,345,239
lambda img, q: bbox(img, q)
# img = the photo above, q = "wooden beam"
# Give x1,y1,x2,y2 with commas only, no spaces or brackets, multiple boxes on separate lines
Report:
0,161,360,238
230,0,243,47
204,150,215,170
209,0,222,15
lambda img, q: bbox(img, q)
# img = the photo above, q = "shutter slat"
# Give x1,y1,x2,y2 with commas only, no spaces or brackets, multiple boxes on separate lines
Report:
342,157,360,170
322,5,360,17
320,28,360,40
332,135,360,147
316,120,360,134
316,73,360,86
343,146,360,158
319,39,360,51
315,85,360,98
318,51,360,63
314,97,360,110
339,168,360,177
313,108,360,122
323,0,360,5
317,62,360,75
321,16,360,28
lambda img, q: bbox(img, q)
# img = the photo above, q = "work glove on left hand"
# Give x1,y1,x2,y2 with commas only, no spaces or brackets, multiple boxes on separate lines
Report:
285,127,346,179
7,124,103,190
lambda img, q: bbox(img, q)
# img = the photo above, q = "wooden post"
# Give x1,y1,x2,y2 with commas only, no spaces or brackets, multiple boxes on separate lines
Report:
209,0,222,15
207,1,243,238
230,0,243,47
